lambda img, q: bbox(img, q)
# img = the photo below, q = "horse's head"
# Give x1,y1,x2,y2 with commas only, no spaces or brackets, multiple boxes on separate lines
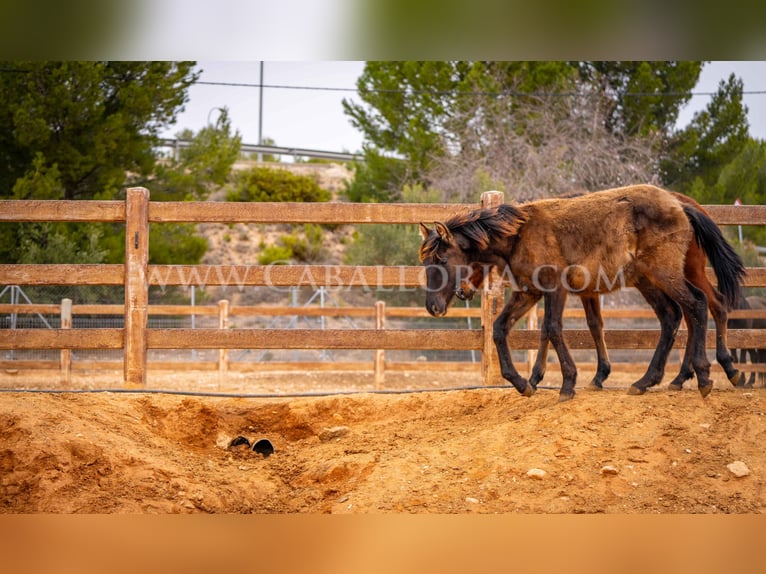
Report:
418,204,525,316
418,221,472,317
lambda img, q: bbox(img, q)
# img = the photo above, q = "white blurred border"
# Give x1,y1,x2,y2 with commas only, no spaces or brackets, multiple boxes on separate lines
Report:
128,0,353,59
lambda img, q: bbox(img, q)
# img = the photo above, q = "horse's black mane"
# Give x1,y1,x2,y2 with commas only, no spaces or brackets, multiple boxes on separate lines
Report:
419,204,526,260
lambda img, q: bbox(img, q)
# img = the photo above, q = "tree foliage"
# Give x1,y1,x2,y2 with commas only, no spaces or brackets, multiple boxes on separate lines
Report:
689,138,766,246
343,61,576,182
661,74,750,192
343,148,408,203
150,107,242,202
576,62,702,137
342,61,704,197
0,61,200,267
343,60,766,265
0,61,198,200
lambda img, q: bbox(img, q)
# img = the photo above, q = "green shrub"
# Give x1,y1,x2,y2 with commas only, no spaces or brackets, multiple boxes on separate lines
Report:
258,244,293,265
228,167,331,203
258,224,328,264
281,224,327,262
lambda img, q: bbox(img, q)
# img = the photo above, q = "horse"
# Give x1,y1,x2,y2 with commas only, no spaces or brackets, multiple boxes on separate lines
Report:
419,184,738,401
729,295,766,387
454,192,746,392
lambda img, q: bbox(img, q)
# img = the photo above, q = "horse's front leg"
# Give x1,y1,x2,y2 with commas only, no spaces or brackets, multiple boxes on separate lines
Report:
493,290,541,396
528,311,549,389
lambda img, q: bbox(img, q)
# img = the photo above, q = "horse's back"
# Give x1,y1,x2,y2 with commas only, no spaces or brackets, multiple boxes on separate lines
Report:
515,184,691,292
522,184,683,246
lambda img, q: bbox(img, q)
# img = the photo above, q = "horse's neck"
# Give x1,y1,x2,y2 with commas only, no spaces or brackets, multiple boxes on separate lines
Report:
469,236,515,268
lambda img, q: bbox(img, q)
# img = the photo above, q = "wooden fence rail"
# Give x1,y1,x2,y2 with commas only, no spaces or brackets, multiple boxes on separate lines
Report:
2,188,766,389
4,300,766,382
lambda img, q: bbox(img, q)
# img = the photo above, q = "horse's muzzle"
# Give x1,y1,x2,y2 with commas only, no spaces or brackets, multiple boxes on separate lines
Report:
427,302,447,317
455,287,474,302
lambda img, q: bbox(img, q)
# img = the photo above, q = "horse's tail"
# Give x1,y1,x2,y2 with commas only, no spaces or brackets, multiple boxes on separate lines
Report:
683,203,746,309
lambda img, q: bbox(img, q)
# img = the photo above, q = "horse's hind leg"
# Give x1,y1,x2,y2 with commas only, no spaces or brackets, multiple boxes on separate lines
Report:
667,336,695,391
674,280,713,396
629,278,683,395
692,281,740,386
667,294,720,392
580,294,611,390
666,298,703,393
542,290,578,402
669,290,732,391
708,289,743,386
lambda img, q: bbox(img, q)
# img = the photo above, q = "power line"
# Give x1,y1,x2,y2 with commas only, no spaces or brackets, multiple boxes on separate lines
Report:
197,80,766,98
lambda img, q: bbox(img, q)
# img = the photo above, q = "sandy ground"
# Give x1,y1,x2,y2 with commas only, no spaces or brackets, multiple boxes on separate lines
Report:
1,369,764,514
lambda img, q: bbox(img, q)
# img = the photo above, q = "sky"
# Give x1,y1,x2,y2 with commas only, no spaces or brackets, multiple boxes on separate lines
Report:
160,61,367,157
161,61,766,160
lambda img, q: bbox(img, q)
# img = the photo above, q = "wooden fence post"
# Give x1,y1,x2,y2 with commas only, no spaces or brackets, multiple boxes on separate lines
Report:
60,298,72,384
218,299,229,373
374,300,385,389
480,190,505,385
124,187,149,387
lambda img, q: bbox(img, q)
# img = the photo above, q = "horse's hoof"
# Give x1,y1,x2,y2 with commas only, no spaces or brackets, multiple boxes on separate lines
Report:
698,383,713,398
667,382,683,392
627,384,646,396
728,370,744,387
558,391,575,402
522,383,536,397
587,380,603,391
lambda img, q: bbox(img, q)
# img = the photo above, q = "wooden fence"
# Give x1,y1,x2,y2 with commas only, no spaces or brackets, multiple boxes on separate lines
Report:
3,300,766,385
2,188,766,388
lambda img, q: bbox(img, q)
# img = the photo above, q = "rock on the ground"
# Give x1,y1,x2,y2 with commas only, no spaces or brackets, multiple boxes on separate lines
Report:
319,426,351,442
727,461,751,478
526,468,547,480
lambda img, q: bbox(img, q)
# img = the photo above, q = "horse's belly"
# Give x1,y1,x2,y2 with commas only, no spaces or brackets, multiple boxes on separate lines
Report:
563,261,632,293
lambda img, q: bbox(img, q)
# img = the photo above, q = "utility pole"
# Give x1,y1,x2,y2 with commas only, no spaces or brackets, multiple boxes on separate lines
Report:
257,61,264,162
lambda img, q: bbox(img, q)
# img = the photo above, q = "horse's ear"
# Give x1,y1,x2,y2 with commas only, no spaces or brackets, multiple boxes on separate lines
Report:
434,221,453,243
418,222,431,240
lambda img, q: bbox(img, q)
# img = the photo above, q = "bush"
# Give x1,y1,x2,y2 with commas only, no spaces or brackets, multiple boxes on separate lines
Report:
258,224,328,265
281,224,327,262
228,167,331,203
258,244,293,265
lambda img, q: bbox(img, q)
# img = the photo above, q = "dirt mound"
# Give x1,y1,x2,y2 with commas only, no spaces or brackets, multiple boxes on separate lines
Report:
1,373,764,513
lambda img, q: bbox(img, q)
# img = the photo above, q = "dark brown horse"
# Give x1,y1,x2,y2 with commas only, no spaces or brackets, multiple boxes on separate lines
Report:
455,192,746,392
419,185,740,401
729,295,766,387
